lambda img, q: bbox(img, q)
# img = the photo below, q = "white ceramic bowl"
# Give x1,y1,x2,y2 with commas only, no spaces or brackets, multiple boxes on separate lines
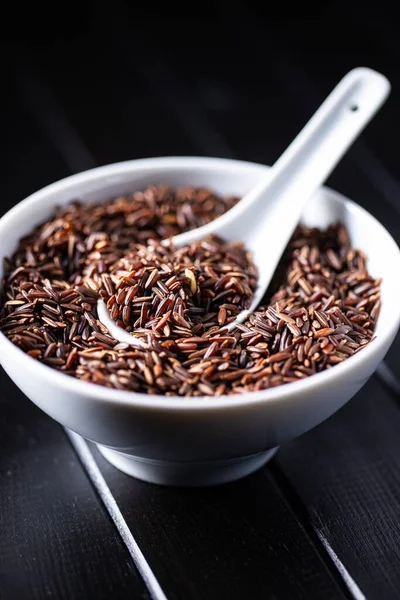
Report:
1,157,400,487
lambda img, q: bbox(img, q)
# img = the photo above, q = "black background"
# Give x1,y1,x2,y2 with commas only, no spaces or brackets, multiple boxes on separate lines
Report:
2,5,400,599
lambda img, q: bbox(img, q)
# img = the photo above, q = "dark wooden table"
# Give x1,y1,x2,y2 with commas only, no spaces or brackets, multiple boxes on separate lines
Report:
2,6,400,599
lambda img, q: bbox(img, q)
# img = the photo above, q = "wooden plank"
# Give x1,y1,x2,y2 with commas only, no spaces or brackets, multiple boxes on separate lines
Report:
0,70,150,600
276,377,400,600
90,443,347,600
0,373,150,600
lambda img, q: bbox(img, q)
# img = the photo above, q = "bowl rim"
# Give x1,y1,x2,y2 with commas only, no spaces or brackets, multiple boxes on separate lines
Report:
1,155,400,412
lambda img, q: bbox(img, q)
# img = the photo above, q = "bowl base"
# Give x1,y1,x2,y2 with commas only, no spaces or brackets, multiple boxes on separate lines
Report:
96,446,279,487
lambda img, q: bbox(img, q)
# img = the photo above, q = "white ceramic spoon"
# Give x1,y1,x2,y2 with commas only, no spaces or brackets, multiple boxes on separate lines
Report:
98,67,390,344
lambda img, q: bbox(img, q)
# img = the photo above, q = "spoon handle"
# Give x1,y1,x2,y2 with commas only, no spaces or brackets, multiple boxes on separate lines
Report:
172,67,390,255
218,67,390,241
249,68,389,209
